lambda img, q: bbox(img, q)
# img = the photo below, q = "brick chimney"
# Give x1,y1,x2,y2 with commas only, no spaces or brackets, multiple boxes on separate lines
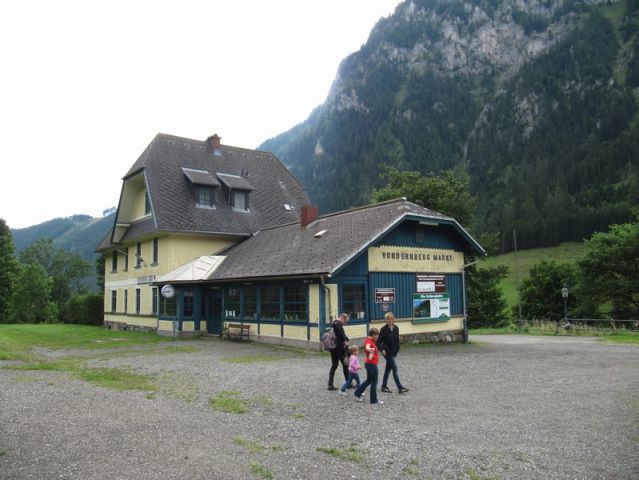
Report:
207,134,222,156
301,205,319,229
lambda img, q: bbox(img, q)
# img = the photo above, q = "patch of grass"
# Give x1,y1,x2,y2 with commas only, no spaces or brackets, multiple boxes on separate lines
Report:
210,391,249,414
480,242,585,310
317,446,364,463
157,372,199,402
469,326,519,335
466,468,499,480
250,463,273,479
403,466,419,476
0,448,5,456
85,345,200,361
597,334,639,345
224,354,289,364
0,324,176,352
3,358,81,372
75,367,157,392
251,394,273,406
292,413,305,419
234,437,266,454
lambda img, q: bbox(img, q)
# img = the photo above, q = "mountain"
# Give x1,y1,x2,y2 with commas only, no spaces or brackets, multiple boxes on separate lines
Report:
12,213,114,262
260,0,639,252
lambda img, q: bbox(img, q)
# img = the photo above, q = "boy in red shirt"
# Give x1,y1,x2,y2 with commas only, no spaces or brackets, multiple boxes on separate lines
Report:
354,327,383,405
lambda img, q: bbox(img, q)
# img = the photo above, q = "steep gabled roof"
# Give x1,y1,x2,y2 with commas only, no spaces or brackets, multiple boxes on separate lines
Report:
98,133,310,250
207,199,485,281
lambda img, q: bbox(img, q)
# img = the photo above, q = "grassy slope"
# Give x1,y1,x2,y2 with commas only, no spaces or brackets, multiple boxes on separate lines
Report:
478,242,586,310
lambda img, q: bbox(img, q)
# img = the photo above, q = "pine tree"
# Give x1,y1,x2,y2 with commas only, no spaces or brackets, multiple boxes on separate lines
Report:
0,218,18,323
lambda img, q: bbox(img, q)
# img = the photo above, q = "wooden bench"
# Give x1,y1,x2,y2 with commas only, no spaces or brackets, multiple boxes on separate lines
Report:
222,323,251,341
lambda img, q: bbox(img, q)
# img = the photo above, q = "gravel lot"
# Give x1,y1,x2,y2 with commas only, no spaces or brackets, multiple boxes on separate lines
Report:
1,335,638,480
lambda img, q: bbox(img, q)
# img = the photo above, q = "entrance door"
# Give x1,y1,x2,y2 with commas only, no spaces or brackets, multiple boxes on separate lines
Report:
207,290,223,335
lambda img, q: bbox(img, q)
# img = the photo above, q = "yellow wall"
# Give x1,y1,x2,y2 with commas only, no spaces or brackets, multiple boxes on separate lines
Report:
131,188,148,221
104,234,238,327
308,285,320,323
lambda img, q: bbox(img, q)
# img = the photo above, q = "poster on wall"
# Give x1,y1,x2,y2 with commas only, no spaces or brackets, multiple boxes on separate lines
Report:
413,293,450,323
375,288,395,303
416,274,446,293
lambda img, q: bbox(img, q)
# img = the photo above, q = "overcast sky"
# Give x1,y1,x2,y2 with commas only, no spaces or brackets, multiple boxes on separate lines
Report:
0,0,402,229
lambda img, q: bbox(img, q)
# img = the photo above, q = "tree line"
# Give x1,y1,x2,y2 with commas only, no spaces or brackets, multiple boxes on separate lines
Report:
0,219,102,325
373,168,639,326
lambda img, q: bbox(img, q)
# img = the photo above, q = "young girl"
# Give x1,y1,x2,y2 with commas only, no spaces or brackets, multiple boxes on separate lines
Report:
354,327,383,405
339,345,362,395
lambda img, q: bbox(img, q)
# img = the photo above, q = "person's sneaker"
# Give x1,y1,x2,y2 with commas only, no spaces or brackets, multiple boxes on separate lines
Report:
327,386,337,391
398,387,410,394
372,400,384,405
338,391,347,396
381,386,392,393
354,394,364,402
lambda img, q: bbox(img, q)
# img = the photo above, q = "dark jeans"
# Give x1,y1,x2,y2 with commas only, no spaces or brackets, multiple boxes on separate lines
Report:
339,372,361,392
328,349,349,387
354,363,378,404
382,355,404,390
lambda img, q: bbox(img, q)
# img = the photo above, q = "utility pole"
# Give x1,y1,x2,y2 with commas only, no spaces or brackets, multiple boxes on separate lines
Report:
513,229,523,327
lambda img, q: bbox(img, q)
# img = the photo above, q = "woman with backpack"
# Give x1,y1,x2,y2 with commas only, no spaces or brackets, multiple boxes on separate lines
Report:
327,313,350,390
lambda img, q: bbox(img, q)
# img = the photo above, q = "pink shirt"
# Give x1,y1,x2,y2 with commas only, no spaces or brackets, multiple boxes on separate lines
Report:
348,354,361,373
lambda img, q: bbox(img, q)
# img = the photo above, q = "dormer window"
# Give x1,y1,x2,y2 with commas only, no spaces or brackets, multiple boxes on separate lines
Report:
182,167,220,209
216,173,255,213
144,192,151,215
196,186,215,207
232,190,249,211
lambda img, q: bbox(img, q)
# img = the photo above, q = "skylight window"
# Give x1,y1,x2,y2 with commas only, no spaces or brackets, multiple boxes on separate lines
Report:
314,229,328,238
284,203,293,211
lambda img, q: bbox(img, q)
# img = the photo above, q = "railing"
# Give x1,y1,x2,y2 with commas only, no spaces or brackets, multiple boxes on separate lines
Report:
518,318,639,335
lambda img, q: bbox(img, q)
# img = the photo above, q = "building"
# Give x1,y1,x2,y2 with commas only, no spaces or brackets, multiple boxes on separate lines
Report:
98,133,485,347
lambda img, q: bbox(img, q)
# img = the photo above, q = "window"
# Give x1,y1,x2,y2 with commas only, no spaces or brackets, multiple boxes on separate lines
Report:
124,289,128,313
135,242,142,268
283,286,306,322
135,288,141,314
124,247,129,271
244,287,257,319
111,252,117,272
152,238,159,265
152,287,158,315
196,186,215,207
145,192,151,215
341,284,366,321
416,226,426,243
232,190,249,211
225,288,240,318
111,290,117,313
183,291,194,318
161,296,176,317
260,286,280,321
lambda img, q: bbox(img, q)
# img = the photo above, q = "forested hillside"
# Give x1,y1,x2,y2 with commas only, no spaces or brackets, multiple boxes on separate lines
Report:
261,0,639,252
12,213,114,262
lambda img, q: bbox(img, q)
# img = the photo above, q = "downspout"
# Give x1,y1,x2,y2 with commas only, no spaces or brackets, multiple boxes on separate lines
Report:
320,275,332,332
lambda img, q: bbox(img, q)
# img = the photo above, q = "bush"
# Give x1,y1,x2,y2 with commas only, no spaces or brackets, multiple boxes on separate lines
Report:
66,293,104,326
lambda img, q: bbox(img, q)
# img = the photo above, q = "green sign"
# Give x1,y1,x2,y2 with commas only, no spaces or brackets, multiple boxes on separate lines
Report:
412,293,450,323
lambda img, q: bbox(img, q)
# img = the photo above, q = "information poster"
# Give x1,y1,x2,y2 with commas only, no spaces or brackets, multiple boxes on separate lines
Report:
413,293,450,323
416,274,446,293
375,288,395,303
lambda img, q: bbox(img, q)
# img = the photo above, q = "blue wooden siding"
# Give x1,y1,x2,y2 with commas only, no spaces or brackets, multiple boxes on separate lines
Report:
374,221,465,250
368,272,463,321
336,251,368,276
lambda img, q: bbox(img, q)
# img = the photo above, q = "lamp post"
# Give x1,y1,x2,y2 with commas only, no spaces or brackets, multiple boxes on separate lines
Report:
561,285,569,328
